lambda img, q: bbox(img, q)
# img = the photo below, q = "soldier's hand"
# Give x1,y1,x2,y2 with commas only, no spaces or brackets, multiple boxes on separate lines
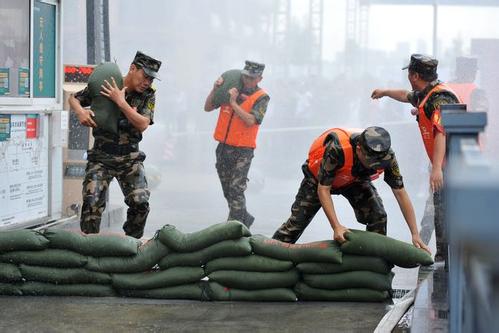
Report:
430,167,444,192
412,234,431,255
371,89,385,99
228,87,239,104
214,77,224,88
101,77,126,106
333,225,350,244
76,109,97,128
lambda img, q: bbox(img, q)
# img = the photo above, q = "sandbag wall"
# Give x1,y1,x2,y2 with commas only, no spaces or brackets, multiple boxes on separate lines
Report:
0,222,433,301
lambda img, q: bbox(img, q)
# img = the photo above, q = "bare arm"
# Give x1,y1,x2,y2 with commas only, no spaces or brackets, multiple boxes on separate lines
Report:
371,89,411,103
430,132,446,192
68,93,97,128
204,77,223,112
317,184,349,243
228,88,257,126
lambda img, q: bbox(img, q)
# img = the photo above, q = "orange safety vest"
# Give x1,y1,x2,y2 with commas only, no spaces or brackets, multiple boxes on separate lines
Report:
213,89,268,148
446,82,476,106
417,83,461,161
307,128,383,189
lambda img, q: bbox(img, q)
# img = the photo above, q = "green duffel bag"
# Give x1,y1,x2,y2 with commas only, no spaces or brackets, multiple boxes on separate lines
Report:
86,237,169,273
303,271,394,291
0,263,22,282
208,269,299,290
87,62,123,135
0,249,88,268
0,283,22,296
159,238,251,269
249,235,342,264
296,255,393,275
21,282,116,297
294,283,389,302
207,282,297,302
19,264,112,285
44,229,140,257
112,266,204,290
0,229,49,253
341,230,434,268
212,69,243,107
204,255,294,275
118,282,209,300
158,221,251,252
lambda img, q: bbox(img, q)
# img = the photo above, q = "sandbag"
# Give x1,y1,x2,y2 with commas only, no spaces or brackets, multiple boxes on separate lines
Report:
212,69,243,106
294,283,389,302
158,221,251,252
19,264,112,285
21,282,116,297
0,229,49,253
249,235,342,264
87,62,123,134
207,282,297,302
296,255,393,275
44,229,140,257
208,269,299,290
118,283,209,300
0,249,88,268
204,255,294,275
159,238,251,269
86,237,169,273
341,230,433,268
0,283,22,296
303,271,394,291
112,266,204,290
0,263,22,282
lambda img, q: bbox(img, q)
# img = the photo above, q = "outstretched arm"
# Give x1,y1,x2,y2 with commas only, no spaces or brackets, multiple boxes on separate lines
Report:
371,89,411,103
317,184,349,243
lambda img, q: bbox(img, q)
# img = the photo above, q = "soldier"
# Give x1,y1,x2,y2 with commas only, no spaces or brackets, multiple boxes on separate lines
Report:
68,51,162,238
272,126,430,254
371,54,460,262
204,61,270,228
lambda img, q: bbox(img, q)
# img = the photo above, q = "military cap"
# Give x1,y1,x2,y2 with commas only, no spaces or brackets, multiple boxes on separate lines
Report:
402,54,438,78
132,51,162,80
241,60,265,78
358,126,392,168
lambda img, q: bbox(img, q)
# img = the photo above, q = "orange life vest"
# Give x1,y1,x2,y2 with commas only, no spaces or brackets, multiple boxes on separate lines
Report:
417,83,461,161
213,89,267,148
307,128,383,189
446,82,476,106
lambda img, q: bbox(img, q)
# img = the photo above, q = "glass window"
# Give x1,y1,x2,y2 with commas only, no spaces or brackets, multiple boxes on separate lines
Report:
0,0,30,98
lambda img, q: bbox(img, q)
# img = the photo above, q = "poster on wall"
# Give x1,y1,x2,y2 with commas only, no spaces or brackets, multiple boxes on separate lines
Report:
18,67,29,96
0,115,10,141
0,114,49,229
33,0,56,98
0,68,9,96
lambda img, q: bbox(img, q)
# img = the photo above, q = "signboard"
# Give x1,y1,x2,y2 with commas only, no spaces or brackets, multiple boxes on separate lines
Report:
33,0,56,98
0,68,9,96
0,114,49,228
18,67,29,96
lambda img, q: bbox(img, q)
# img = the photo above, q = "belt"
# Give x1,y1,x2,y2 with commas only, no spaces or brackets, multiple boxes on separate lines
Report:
95,142,139,155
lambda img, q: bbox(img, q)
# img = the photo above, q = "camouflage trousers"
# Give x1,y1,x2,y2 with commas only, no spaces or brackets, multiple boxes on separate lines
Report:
419,188,446,261
80,151,150,239
215,143,255,227
272,174,387,243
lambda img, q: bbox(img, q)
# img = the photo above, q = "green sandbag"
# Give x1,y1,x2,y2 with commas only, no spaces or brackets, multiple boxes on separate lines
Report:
0,229,49,253
249,235,342,264
86,237,169,273
303,271,394,291
207,282,297,302
118,283,209,300
88,62,123,135
294,283,389,302
212,69,243,106
158,221,251,252
19,264,111,285
44,229,140,257
296,255,393,274
0,249,88,268
159,238,251,269
0,283,22,296
0,263,22,282
21,282,116,297
112,266,204,290
208,269,299,290
204,255,294,275
341,230,434,268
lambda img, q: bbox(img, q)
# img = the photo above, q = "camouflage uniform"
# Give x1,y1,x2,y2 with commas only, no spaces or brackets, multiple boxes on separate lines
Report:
273,127,404,244
74,51,161,239
407,55,459,261
214,61,269,228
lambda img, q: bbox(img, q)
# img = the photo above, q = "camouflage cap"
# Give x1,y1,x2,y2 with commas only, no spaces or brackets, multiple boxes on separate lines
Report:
402,54,438,78
133,51,162,80
241,60,265,78
358,126,392,169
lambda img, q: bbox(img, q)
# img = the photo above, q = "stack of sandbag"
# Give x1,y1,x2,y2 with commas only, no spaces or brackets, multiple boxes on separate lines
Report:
116,221,251,300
